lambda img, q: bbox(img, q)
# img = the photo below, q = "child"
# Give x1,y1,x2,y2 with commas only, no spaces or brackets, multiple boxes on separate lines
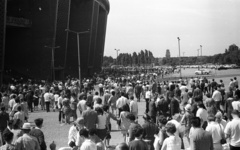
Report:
102,105,118,148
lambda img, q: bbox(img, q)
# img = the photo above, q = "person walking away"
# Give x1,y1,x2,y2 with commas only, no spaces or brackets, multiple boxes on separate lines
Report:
116,92,129,117
129,96,138,119
15,123,41,150
82,101,98,130
189,117,213,150
77,95,87,116
180,104,193,143
13,106,25,127
44,90,51,112
0,106,9,144
161,123,181,150
145,87,152,114
95,107,107,141
79,129,97,150
205,115,223,150
29,118,47,150
108,91,118,116
142,114,159,150
119,104,130,143
148,98,157,123
224,110,240,150
128,125,148,150
127,113,141,143
196,102,208,129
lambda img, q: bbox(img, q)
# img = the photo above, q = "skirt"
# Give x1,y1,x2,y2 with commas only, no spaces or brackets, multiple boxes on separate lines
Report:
97,128,107,140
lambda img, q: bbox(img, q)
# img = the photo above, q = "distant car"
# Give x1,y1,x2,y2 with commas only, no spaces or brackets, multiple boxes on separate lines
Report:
195,69,211,75
217,66,228,70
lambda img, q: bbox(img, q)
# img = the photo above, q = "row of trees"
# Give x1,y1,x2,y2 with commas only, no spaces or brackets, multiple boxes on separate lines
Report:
103,50,155,67
103,44,240,67
162,44,240,66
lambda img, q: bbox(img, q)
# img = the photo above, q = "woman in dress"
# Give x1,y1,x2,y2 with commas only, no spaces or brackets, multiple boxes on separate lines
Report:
161,123,181,150
119,104,130,143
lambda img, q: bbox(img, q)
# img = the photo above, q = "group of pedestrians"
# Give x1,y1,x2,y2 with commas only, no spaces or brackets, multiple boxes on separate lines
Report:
0,74,240,150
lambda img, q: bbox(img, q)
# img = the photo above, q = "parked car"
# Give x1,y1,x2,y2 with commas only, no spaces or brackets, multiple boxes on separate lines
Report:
195,69,211,75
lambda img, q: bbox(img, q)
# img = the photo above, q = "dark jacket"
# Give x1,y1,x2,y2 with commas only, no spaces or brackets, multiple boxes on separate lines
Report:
170,98,180,116
29,128,47,150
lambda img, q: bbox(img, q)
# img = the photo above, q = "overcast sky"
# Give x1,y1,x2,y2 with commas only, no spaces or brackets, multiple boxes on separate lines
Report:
104,0,240,58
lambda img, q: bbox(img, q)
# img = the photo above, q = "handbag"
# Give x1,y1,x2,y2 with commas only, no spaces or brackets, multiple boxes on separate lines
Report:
219,124,227,144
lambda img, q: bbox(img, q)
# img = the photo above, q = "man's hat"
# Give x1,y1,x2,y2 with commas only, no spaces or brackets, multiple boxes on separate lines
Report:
22,123,31,130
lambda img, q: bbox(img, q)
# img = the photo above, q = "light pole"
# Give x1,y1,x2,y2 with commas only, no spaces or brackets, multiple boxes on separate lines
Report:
200,45,202,57
65,29,89,88
44,45,60,81
114,49,120,65
177,37,182,77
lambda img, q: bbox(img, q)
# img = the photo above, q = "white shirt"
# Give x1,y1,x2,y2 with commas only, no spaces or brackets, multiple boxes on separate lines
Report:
116,96,129,108
80,139,97,150
68,125,78,145
77,100,87,112
205,122,223,144
232,101,240,112
130,100,138,114
44,92,51,102
9,98,16,108
196,108,208,122
212,90,222,101
54,94,59,102
224,118,240,147
168,119,181,136
161,135,181,150
58,96,63,108
97,114,107,129
145,91,151,99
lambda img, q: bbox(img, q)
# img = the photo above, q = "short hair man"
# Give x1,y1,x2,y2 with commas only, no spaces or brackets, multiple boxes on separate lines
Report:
190,117,213,150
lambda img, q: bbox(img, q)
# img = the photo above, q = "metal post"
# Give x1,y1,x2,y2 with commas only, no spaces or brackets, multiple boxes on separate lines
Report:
45,46,60,81
65,29,89,90
76,33,81,89
177,37,181,78
114,49,120,65
200,45,202,57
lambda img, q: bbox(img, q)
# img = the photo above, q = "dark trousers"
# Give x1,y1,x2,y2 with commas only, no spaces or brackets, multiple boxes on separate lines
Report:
45,102,50,112
215,101,222,112
230,145,240,150
145,98,150,113
59,110,65,122
28,102,33,112
118,108,123,117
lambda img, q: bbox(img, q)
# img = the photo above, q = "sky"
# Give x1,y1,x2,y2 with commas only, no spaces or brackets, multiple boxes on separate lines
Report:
104,0,240,58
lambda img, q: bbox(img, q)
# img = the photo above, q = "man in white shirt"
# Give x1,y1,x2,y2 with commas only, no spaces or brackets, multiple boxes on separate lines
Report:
145,87,151,113
80,128,97,150
77,96,87,116
129,96,138,119
205,115,223,150
116,92,129,116
224,110,240,149
196,102,208,129
44,91,51,112
8,95,16,111
212,86,222,112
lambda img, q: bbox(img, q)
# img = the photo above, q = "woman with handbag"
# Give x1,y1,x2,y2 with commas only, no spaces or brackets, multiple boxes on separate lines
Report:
205,114,224,150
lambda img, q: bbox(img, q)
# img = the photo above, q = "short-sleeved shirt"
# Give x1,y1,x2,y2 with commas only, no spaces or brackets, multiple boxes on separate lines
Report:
224,118,240,147
161,135,181,150
82,109,98,130
196,108,208,122
80,139,97,150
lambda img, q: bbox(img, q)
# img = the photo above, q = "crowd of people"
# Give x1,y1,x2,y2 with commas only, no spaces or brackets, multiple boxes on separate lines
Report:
0,74,239,150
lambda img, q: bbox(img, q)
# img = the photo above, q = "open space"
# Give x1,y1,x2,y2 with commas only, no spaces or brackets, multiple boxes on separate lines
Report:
27,69,240,150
